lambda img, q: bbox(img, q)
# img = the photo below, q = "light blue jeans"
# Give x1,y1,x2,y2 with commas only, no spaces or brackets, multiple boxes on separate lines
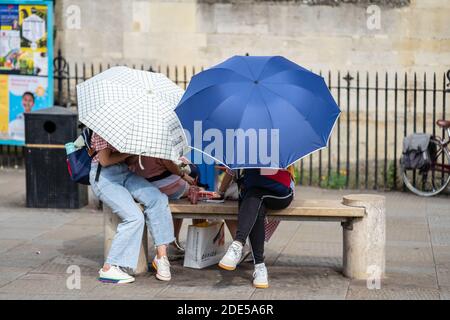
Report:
90,162,175,270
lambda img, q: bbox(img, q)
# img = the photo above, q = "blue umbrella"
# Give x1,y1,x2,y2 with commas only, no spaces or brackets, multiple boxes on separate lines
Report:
175,55,340,169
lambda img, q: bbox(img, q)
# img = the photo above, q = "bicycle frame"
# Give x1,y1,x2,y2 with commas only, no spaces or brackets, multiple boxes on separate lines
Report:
431,128,450,174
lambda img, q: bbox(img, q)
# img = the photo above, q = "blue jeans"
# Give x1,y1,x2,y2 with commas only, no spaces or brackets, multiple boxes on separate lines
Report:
90,163,175,270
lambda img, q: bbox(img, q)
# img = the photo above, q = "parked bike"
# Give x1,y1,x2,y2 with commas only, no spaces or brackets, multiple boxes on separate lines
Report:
401,120,450,196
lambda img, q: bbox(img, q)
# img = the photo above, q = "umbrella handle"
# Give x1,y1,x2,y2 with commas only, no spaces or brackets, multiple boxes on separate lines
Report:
138,153,145,170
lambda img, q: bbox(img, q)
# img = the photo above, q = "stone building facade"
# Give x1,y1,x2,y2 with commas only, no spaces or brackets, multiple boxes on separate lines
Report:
55,0,449,73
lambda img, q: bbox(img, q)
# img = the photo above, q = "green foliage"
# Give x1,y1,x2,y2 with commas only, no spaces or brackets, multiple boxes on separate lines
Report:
386,160,397,190
320,171,347,189
293,165,300,184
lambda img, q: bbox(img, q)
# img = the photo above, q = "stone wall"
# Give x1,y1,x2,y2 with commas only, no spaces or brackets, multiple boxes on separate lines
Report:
55,0,450,73
53,0,449,188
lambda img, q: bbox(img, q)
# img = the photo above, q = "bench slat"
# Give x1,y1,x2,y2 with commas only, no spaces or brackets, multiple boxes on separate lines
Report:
169,199,365,218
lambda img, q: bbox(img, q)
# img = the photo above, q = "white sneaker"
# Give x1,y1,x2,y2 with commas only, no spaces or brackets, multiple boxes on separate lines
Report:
98,265,135,284
152,256,171,281
253,263,269,289
218,241,243,271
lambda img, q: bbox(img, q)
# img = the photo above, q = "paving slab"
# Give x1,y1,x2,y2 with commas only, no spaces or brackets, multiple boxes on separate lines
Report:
51,232,104,255
386,224,431,242
0,226,51,241
346,280,440,300
440,286,450,300
250,266,349,300
0,170,449,300
153,263,256,300
0,266,32,288
289,223,342,243
275,240,342,269
430,230,450,246
0,273,99,296
35,224,102,242
25,294,84,300
380,266,438,289
66,214,103,226
32,254,101,276
156,285,254,300
386,246,436,266
275,221,342,269
388,242,430,249
0,212,20,222
432,245,450,265
0,293,80,300
386,194,427,218
428,215,450,228
2,209,78,224
90,273,168,299
0,239,26,254
436,263,450,287
0,243,62,269
263,220,301,265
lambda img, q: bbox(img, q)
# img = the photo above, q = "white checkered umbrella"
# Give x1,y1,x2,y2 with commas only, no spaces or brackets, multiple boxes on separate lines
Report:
76,66,188,161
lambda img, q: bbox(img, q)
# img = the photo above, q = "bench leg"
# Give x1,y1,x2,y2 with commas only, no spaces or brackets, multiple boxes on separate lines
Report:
341,194,386,280
103,205,149,274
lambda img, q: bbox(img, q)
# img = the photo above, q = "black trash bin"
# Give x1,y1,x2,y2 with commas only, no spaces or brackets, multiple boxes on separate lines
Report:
24,106,88,209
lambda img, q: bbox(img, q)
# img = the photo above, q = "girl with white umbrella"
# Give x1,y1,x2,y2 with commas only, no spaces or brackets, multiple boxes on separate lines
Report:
77,67,189,283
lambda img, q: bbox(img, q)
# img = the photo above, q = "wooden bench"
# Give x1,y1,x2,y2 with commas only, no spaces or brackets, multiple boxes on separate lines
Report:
103,194,385,280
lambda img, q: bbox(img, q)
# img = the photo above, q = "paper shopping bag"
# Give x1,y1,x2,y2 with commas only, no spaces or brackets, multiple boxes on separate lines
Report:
183,221,225,269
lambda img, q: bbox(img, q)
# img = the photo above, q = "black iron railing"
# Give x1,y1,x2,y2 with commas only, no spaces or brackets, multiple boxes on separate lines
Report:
1,50,449,191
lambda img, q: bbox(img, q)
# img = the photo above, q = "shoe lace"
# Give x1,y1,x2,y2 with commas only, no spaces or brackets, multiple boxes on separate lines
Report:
253,264,267,278
229,242,242,259
113,265,129,276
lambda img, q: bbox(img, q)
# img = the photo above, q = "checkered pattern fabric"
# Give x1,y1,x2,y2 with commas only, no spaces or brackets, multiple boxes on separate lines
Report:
77,66,188,161
264,219,280,242
90,133,118,163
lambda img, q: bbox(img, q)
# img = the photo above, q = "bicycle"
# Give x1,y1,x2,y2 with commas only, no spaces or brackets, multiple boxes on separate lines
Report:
402,120,450,197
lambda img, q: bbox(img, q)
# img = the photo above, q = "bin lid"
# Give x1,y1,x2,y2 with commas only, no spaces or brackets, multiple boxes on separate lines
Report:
25,106,77,117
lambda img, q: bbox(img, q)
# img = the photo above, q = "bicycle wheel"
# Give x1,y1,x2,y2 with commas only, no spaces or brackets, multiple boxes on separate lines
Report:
402,137,450,197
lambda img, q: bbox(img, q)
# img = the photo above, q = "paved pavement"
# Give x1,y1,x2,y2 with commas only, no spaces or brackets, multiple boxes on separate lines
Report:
0,169,449,300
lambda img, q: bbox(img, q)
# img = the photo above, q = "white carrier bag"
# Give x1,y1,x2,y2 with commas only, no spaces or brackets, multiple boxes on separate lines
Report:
183,220,225,269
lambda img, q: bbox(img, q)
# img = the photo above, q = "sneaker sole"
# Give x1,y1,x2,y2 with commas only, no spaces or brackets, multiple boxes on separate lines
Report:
152,261,171,281
253,283,269,289
98,277,135,284
155,273,171,281
218,262,236,271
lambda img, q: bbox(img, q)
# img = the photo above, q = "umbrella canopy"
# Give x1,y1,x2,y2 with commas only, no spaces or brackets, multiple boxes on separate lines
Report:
175,55,341,169
77,66,188,161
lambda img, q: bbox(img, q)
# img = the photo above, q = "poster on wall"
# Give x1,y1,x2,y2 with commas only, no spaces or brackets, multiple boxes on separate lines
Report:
0,1,53,146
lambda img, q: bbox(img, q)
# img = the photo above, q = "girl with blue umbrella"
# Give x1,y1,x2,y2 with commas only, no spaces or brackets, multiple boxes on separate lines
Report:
176,55,340,288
